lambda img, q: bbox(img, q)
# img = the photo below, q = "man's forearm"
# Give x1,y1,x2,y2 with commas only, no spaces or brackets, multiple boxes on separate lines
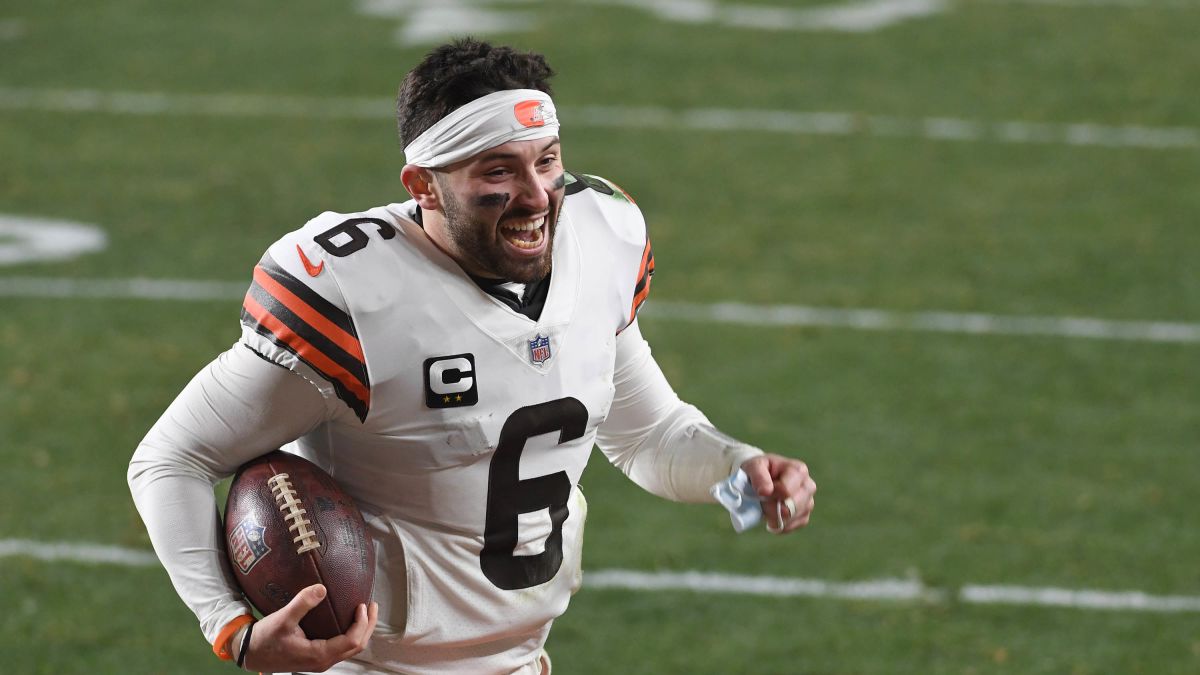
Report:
127,345,329,644
596,321,763,502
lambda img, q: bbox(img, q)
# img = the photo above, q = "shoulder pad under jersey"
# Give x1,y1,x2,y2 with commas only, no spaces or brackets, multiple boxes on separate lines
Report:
562,172,653,331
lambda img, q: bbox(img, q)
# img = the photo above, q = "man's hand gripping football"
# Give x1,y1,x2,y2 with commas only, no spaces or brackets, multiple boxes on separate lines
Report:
235,584,380,672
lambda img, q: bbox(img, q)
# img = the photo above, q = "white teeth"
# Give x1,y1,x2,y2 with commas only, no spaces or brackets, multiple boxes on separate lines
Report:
499,216,546,250
500,217,545,232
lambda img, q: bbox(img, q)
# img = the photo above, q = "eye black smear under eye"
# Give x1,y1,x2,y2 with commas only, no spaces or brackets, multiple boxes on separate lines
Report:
551,174,565,190
475,193,510,208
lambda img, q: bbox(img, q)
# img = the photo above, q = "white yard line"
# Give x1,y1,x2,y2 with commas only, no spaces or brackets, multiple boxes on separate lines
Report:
3,276,1197,344
573,106,1200,149
593,570,1200,612
361,0,948,43
0,539,160,567
568,0,949,33
3,538,1196,613
0,87,1197,150
0,276,247,301
961,584,1200,612
650,300,1200,344
586,569,943,602
0,87,392,120
976,0,1199,7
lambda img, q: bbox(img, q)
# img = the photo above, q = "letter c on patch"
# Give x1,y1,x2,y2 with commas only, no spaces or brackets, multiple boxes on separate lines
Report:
429,357,473,394
423,353,479,408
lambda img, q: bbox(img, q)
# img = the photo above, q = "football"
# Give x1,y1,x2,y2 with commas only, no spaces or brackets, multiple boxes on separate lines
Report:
223,450,375,639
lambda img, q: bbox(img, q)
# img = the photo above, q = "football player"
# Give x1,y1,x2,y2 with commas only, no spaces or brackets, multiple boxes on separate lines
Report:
128,38,816,674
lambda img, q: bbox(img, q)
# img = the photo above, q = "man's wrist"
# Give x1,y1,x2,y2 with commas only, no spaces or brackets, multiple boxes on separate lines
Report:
231,624,249,664
212,614,254,662
731,445,765,471
234,620,256,669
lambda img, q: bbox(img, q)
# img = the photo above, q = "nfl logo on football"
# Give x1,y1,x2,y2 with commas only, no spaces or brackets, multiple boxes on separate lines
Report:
528,334,552,365
229,517,271,574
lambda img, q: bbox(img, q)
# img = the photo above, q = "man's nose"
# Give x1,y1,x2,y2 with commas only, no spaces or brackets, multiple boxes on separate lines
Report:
513,171,550,212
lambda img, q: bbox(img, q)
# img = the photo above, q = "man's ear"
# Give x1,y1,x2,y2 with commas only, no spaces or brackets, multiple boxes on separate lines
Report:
400,165,440,210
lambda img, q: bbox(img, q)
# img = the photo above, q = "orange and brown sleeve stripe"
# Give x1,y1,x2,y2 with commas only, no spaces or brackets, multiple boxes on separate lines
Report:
627,236,655,326
240,254,370,421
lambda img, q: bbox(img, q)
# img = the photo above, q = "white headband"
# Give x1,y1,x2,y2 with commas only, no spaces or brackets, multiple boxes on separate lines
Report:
403,89,560,168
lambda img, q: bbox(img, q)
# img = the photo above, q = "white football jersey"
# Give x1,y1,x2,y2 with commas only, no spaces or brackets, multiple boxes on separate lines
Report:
237,172,653,674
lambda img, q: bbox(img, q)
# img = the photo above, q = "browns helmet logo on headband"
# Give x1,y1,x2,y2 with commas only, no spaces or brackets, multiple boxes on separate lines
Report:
514,100,550,128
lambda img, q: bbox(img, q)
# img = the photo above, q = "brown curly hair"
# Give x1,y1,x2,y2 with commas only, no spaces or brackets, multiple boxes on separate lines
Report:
396,38,556,149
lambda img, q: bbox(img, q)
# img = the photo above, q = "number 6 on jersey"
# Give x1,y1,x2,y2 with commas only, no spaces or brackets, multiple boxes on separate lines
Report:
481,398,588,590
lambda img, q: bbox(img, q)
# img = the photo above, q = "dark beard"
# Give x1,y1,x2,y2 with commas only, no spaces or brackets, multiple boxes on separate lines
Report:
440,188,556,283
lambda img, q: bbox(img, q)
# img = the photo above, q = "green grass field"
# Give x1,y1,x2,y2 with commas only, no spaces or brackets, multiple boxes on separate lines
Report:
2,1,1199,673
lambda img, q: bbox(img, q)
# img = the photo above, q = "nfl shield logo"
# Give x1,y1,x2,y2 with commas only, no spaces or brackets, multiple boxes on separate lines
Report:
229,517,271,575
528,334,552,364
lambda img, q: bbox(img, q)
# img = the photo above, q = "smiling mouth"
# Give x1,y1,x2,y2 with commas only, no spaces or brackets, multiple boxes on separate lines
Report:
499,216,547,251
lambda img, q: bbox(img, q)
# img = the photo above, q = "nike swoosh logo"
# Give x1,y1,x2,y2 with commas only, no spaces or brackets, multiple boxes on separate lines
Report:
297,245,325,277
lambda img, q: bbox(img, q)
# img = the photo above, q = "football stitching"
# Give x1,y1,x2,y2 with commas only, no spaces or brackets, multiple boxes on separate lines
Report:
267,472,322,555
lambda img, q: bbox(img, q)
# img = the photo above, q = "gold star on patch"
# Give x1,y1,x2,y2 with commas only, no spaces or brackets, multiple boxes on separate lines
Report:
455,394,463,402
443,395,451,403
